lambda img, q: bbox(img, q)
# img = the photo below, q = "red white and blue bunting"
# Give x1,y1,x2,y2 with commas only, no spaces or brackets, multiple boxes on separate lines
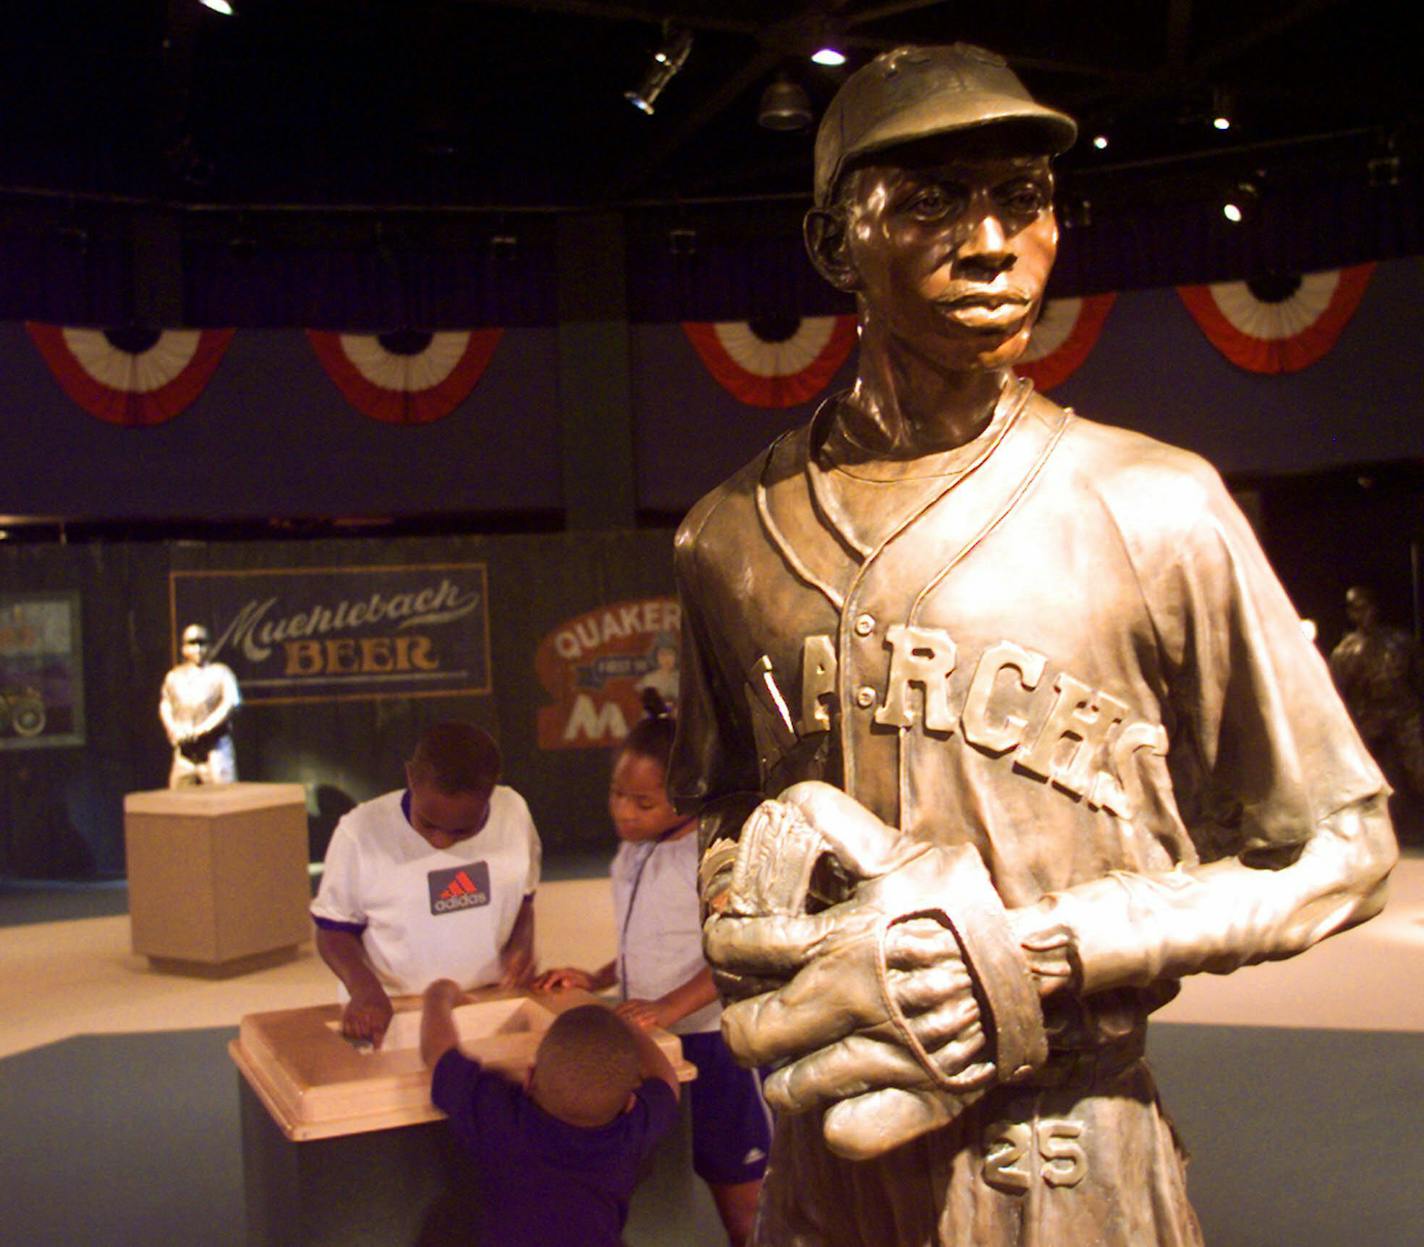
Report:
25,324,234,427
306,328,503,424
682,315,857,408
1176,265,1374,374
1013,294,1116,392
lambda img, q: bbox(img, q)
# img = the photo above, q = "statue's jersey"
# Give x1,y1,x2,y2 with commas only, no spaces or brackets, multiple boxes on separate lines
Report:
674,387,1379,917
670,386,1388,1246
161,662,238,736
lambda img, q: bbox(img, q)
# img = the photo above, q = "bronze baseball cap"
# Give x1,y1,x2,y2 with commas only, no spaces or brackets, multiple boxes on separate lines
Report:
814,44,1078,205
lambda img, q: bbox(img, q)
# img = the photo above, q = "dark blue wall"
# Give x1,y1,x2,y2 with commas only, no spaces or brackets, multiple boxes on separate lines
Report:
2,258,1419,523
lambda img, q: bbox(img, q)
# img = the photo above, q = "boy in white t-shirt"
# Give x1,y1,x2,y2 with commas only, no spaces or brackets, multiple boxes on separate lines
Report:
311,721,541,1048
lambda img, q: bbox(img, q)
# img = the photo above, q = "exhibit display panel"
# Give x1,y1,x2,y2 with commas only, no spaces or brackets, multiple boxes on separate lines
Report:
232,988,698,1247
231,987,694,1142
124,782,310,970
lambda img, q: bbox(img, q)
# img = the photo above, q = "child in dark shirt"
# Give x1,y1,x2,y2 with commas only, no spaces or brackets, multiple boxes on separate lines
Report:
422,980,680,1247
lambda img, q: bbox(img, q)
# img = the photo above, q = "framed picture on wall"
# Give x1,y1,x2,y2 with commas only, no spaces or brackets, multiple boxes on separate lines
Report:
0,591,85,749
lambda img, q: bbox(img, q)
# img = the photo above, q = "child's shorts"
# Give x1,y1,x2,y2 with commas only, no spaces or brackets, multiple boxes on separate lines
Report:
681,1030,772,1185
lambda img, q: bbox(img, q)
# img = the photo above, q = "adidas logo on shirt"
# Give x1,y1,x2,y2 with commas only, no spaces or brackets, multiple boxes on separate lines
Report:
428,862,491,914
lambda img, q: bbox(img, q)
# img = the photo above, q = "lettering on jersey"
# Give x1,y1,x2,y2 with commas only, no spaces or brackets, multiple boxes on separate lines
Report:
797,631,1168,818
961,641,1045,753
428,862,491,915
982,1118,1088,1193
1014,673,1131,799
800,635,837,732
874,626,958,733
1091,720,1168,818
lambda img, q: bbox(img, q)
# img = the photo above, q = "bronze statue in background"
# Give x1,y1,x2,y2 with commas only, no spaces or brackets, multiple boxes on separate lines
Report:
160,623,241,786
671,44,1397,1246
1330,585,1424,801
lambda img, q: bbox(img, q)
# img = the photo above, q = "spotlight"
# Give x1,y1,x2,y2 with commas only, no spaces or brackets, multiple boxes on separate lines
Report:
57,224,89,254
1369,131,1402,188
1369,153,1401,188
1211,87,1234,132
652,28,692,68
811,46,846,67
758,76,813,131
199,0,235,13
1063,196,1093,229
1092,133,1109,151
626,27,692,116
1221,180,1259,224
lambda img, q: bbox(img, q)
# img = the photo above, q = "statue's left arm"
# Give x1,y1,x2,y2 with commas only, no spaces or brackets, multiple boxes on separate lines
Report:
1008,462,1396,991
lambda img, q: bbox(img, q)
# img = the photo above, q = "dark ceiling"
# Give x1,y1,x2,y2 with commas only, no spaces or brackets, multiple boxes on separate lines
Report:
0,0,1418,328
2,0,1418,213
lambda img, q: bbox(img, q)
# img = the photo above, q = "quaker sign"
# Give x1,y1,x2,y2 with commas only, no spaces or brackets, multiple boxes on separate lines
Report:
170,563,490,704
535,596,680,750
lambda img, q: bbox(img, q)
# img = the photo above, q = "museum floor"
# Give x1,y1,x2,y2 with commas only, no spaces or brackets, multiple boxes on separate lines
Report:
3,852,1423,1246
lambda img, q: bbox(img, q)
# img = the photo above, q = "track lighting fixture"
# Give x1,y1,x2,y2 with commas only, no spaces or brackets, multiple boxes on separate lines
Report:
1221,180,1259,224
1368,132,1402,188
1211,87,1234,132
626,27,692,116
758,76,813,132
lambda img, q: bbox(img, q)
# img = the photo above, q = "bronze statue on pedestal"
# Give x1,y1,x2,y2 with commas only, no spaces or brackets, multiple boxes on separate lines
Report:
159,623,241,787
1330,585,1424,798
671,44,1396,1246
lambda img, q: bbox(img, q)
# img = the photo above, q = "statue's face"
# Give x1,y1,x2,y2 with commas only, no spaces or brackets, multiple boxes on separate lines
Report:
181,628,210,665
1345,589,1377,629
840,145,1057,370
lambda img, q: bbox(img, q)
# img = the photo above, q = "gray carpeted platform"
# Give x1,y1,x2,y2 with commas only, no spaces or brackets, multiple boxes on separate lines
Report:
3,1022,1419,1246
1149,1024,1424,1246
0,878,130,927
2,1028,246,1246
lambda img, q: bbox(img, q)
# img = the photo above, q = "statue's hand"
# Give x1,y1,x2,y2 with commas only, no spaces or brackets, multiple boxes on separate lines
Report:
704,782,1047,1158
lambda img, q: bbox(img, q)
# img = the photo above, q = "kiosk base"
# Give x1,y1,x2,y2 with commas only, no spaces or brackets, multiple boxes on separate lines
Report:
233,991,716,1246
238,1073,723,1247
239,1076,481,1247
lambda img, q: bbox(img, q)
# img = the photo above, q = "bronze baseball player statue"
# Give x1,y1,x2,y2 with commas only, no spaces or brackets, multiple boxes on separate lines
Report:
1330,584,1424,806
671,44,1396,1246
160,623,241,786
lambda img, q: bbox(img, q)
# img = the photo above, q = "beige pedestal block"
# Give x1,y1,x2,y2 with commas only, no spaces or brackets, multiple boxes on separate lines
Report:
231,987,695,1141
124,782,311,972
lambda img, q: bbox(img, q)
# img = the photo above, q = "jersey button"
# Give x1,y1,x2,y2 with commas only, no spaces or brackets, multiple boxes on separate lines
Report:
855,686,876,709
853,613,875,637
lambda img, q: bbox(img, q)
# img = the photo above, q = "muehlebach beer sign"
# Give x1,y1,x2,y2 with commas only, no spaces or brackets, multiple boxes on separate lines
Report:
170,563,490,704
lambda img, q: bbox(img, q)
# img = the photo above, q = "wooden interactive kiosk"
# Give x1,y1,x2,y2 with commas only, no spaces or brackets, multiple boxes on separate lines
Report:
124,782,310,974
231,989,703,1247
